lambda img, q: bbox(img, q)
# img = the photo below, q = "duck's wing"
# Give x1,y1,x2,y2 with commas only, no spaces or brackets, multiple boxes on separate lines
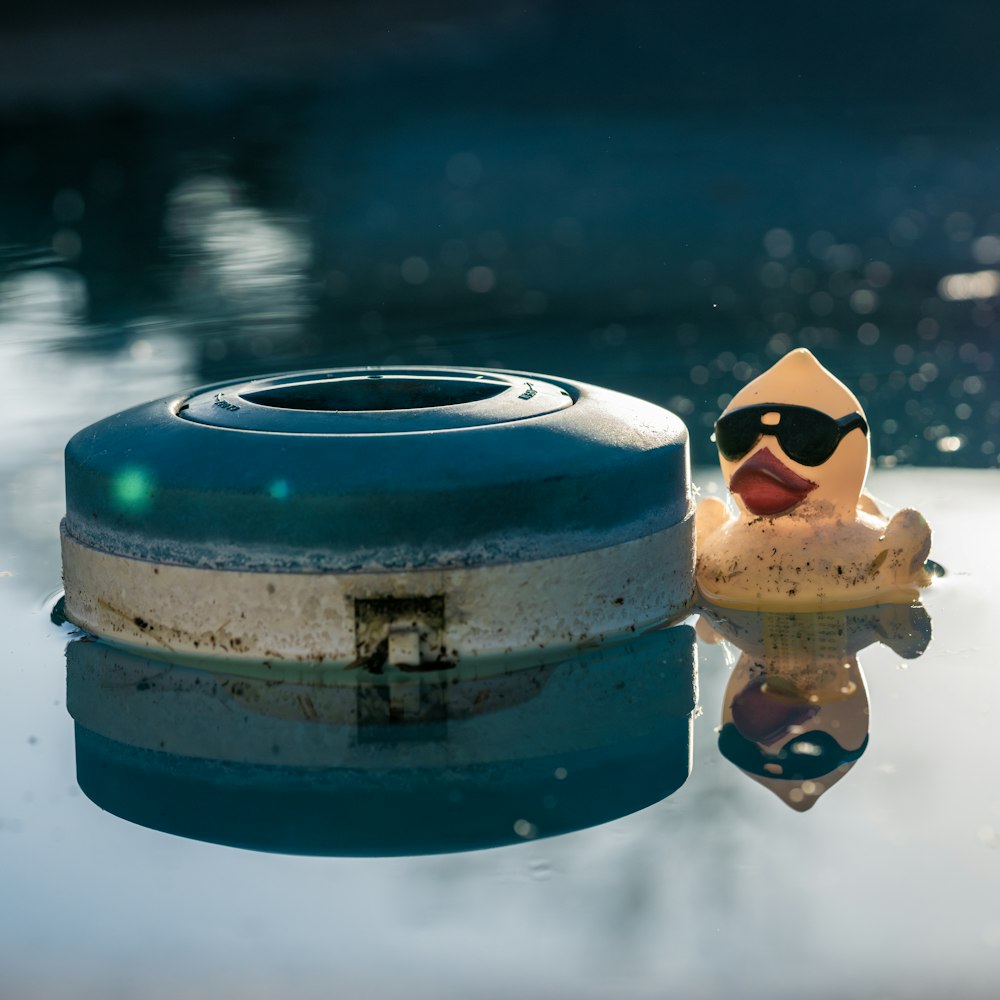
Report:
858,491,884,517
883,508,932,582
695,495,729,546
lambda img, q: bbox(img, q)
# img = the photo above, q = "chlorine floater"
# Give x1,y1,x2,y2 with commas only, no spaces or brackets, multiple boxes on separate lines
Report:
61,367,694,673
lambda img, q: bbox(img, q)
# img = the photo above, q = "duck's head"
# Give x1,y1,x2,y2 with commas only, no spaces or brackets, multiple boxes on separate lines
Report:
715,349,870,519
719,651,870,812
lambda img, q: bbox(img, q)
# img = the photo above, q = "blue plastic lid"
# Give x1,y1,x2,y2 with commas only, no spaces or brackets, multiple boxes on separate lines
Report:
64,366,691,571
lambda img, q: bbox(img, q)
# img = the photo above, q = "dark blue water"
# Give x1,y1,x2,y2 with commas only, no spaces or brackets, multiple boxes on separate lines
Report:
2,3,998,468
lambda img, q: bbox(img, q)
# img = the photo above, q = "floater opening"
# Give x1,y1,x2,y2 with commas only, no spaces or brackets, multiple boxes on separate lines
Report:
242,374,508,412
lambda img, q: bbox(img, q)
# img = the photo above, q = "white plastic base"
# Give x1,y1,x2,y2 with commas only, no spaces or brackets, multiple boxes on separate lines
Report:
62,518,694,678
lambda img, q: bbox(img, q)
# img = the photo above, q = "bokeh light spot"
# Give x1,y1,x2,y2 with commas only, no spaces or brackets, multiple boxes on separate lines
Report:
112,466,154,513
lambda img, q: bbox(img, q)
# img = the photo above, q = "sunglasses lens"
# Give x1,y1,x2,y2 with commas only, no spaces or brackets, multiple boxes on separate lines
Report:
715,411,762,460
775,410,839,466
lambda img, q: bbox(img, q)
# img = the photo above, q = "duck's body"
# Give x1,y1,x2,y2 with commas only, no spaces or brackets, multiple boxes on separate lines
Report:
697,492,931,611
695,349,932,611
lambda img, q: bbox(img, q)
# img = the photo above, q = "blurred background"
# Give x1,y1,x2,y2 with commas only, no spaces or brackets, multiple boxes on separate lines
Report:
1,0,998,467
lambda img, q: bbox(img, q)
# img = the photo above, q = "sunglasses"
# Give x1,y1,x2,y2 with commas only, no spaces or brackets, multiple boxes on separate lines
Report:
714,404,869,466
718,723,868,780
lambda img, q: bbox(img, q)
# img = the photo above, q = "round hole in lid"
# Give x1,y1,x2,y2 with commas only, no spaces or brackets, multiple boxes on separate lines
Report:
242,374,508,412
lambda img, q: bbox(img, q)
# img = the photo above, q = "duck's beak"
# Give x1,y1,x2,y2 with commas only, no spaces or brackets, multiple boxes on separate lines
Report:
729,447,817,516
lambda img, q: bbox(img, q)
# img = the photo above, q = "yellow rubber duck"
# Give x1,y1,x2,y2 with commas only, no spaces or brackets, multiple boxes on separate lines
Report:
696,349,932,610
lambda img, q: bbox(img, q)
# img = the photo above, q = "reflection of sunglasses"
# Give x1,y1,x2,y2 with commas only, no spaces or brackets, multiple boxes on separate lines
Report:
714,404,869,466
718,723,868,780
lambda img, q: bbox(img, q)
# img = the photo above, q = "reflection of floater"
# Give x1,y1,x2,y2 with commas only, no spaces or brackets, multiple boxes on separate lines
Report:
699,601,931,811
60,367,694,675
66,625,697,855
697,349,932,611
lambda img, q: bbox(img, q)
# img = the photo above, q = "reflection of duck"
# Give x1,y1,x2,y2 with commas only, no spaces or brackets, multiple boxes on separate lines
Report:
696,349,932,610
66,625,696,855
698,601,931,811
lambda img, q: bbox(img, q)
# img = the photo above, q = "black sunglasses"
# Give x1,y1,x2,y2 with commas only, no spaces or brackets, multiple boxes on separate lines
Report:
718,723,868,780
714,404,869,467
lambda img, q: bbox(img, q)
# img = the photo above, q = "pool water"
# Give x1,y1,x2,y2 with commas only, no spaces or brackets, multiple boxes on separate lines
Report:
3,7,1000,995
1,317,996,996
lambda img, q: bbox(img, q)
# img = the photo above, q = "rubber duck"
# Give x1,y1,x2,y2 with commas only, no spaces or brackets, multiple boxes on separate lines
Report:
696,349,932,610
697,601,931,811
